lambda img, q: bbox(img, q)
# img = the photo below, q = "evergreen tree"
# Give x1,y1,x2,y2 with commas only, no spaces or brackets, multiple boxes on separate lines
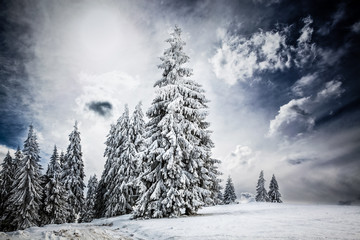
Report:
42,146,69,225
81,175,98,222
255,170,269,202
223,176,237,204
63,122,85,222
95,123,116,218
134,26,220,218
204,158,222,206
104,105,134,217
0,152,14,229
268,174,282,203
8,125,43,230
129,102,147,202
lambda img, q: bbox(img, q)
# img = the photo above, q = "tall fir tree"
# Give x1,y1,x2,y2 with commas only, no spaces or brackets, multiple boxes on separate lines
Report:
8,125,43,230
0,152,14,230
223,176,237,204
255,170,269,202
134,26,220,218
42,146,69,225
268,174,282,203
81,175,98,222
63,122,85,222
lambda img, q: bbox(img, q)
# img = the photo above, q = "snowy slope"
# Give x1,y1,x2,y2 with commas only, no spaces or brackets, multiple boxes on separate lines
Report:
2,203,359,239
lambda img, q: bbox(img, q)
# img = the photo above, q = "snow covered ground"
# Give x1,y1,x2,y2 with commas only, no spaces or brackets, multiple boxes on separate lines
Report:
2,203,360,239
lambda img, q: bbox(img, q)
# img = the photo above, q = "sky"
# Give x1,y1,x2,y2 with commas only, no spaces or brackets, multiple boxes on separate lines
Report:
1,0,359,205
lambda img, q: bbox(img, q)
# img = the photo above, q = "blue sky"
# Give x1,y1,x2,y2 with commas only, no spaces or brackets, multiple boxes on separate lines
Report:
1,0,359,204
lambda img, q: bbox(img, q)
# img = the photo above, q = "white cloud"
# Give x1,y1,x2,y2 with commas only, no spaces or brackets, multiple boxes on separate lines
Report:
291,73,318,97
269,77,345,138
294,16,316,68
268,97,315,138
210,16,317,85
316,80,344,101
228,145,254,167
209,28,290,84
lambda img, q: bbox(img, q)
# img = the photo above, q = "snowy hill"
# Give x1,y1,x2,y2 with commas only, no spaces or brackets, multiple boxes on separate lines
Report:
1,203,359,239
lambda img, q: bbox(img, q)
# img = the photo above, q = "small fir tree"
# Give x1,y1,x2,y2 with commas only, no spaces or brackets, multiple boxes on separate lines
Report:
223,176,237,204
268,174,282,203
81,175,98,222
63,122,85,222
8,125,43,230
255,170,269,202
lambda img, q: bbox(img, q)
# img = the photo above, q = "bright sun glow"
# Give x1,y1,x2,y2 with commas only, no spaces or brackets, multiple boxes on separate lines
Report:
77,8,122,65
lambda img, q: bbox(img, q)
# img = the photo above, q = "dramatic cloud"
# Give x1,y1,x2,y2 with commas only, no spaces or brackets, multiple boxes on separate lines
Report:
210,16,317,85
294,16,316,68
316,80,344,101
268,97,315,138
291,73,318,97
269,77,345,138
210,27,290,84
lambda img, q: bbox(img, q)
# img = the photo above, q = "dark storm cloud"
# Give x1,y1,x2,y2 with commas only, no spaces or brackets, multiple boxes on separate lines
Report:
0,1,35,148
87,101,112,117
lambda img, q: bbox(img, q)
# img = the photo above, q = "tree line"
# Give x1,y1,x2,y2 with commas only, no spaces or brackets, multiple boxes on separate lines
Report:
0,25,222,231
0,123,85,231
219,171,282,205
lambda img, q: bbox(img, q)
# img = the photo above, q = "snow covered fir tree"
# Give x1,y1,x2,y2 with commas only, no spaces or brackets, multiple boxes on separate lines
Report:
96,103,146,218
6,125,43,230
223,176,237,204
133,25,221,219
42,146,69,225
62,121,85,222
0,152,14,229
268,174,282,203
255,170,269,202
81,175,98,222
